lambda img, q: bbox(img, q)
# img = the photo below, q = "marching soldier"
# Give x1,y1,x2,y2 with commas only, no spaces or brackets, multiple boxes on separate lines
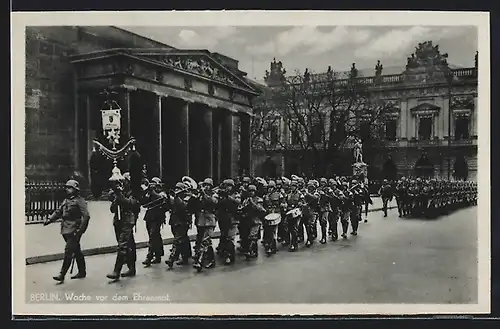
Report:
349,180,364,236
139,178,167,267
262,180,282,255
107,171,140,281
277,177,291,245
394,177,408,217
378,179,394,217
360,180,372,223
328,180,345,241
165,182,192,268
192,178,218,272
285,181,303,251
216,179,241,265
318,178,331,244
44,179,90,282
239,184,266,259
237,176,252,253
339,181,353,239
301,180,320,247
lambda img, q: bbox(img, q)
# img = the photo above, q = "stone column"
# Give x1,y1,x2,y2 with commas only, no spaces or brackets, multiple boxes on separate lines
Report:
212,108,222,184
116,87,133,142
400,99,407,139
473,96,478,137
154,93,163,179
179,101,190,177
221,111,234,179
240,112,252,176
202,105,214,179
443,95,450,140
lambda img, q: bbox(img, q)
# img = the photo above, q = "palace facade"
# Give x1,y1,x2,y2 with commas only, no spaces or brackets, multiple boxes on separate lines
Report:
251,42,478,181
25,26,258,188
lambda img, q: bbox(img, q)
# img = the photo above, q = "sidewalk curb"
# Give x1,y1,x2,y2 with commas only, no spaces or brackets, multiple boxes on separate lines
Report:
25,206,396,265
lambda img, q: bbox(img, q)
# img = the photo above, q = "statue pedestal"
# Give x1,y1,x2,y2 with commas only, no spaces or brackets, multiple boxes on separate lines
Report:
352,162,368,184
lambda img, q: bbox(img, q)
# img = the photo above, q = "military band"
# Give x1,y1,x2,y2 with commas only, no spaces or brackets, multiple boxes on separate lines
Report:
46,172,477,282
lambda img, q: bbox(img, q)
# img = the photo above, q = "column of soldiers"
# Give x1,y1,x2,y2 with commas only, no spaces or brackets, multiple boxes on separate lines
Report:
45,173,477,282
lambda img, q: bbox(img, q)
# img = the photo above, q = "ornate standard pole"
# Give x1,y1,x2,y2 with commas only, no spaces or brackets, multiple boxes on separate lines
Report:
89,89,143,199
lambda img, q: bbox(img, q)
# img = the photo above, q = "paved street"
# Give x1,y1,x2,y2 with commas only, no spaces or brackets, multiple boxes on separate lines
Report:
26,197,390,259
25,206,478,304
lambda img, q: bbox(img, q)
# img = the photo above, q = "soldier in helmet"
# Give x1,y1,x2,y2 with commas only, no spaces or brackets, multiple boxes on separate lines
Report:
107,171,140,281
339,181,353,239
165,182,192,268
239,184,266,259
378,179,394,217
216,179,241,265
44,179,90,282
237,176,252,252
192,178,218,272
262,180,282,255
317,178,331,244
139,177,167,267
285,181,303,251
301,180,320,247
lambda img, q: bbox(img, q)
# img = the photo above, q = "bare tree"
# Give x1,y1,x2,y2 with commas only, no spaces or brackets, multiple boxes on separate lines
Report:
252,66,396,176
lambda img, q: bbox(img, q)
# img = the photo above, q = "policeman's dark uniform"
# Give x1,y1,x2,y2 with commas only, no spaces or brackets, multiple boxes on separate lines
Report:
107,174,140,280
394,178,407,217
45,179,90,282
349,181,364,235
140,178,167,266
216,179,241,265
379,179,393,217
165,182,192,268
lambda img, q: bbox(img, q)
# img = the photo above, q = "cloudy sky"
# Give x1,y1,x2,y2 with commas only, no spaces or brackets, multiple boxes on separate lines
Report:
119,25,477,81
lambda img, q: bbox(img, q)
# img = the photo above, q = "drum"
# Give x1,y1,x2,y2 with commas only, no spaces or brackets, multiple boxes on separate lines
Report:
286,208,302,218
264,213,281,226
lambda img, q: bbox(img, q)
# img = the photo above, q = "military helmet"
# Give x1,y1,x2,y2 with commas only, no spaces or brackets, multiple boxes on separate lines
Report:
122,172,131,181
247,184,257,191
223,179,235,186
268,180,276,187
383,179,388,183
151,177,162,185
175,182,186,190
65,179,80,190
320,177,327,183
242,177,251,183
202,178,214,186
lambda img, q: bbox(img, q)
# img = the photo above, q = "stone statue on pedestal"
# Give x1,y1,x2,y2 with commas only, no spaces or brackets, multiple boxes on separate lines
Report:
353,138,363,163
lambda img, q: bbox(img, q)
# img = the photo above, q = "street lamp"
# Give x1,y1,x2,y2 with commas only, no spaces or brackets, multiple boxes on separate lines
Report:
445,70,454,180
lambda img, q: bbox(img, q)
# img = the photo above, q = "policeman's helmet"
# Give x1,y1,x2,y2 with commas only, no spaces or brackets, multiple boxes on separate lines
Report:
242,177,251,183
202,178,214,186
383,179,388,184
268,180,276,188
65,179,80,191
247,184,257,192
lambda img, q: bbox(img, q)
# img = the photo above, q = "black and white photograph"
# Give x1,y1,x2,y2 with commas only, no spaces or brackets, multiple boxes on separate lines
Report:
12,11,490,315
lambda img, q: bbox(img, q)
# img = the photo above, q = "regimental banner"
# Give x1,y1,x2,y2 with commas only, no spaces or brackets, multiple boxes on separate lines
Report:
101,109,121,130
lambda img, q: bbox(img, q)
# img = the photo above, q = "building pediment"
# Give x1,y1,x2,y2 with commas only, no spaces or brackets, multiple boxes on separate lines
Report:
126,49,257,94
410,102,440,116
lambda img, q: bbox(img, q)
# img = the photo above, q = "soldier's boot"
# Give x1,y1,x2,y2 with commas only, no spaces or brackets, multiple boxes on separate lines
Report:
193,248,205,272
53,255,72,282
151,250,162,263
204,246,216,269
225,242,235,265
121,259,136,277
71,256,86,279
165,244,179,268
106,257,124,281
177,242,191,265
142,250,153,266
245,241,255,260
319,225,327,244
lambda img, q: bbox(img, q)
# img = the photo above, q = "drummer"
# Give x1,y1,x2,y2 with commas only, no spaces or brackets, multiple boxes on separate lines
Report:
262,180,282,256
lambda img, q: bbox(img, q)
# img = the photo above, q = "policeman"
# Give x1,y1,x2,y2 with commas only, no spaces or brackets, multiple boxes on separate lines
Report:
44,179,90,282
192,178,218,272
139,178,167,267
216,179,241,265
378,179,393,217
394,177,407,217
106,171,140,280
339,181,353,239
240,184,266,259
329,180,345,241
165,182,192,268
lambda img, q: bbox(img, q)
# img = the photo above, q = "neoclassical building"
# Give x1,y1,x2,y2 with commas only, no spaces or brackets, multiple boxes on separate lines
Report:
252,41,478,181
25,26,258,188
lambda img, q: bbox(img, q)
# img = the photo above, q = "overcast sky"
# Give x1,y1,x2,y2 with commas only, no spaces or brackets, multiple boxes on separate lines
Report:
119,25,477,81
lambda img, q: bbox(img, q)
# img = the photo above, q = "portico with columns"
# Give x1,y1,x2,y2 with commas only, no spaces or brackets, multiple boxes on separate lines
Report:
70,49,257,187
